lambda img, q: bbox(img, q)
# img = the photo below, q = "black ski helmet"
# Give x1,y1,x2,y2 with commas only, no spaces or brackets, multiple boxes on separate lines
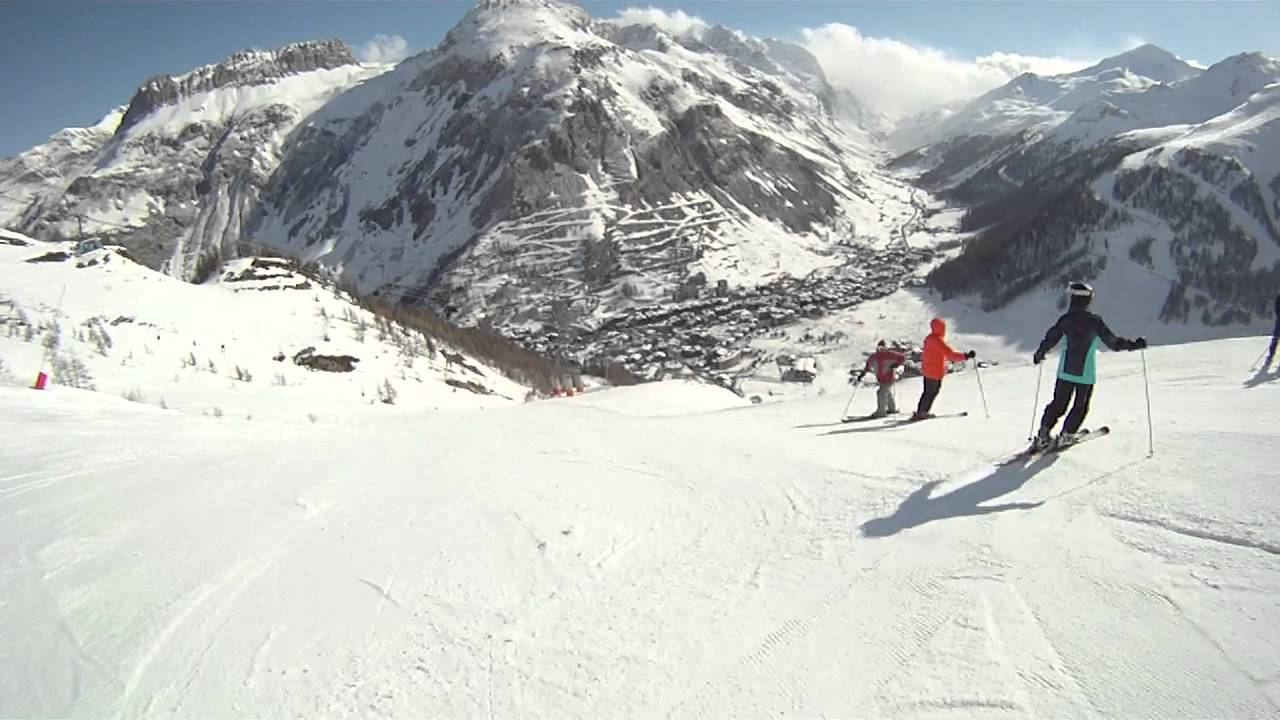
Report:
1068,282,1094,307
1068,281,1094,298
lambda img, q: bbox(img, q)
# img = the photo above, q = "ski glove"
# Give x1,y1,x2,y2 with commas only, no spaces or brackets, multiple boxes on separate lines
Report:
1033,349,1046,364
1130,337,1148,350
966,350,977,359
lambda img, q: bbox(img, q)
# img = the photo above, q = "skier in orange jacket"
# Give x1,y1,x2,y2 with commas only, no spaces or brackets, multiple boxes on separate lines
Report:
911,318,975,421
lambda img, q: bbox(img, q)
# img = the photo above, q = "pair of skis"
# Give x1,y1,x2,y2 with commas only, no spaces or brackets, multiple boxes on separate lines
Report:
838,407,1111,458
999,426,1111,464
840,411,969,424
837,407,1113,460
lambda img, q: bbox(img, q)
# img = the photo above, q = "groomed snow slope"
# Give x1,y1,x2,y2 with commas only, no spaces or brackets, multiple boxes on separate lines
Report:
3,334,1279,717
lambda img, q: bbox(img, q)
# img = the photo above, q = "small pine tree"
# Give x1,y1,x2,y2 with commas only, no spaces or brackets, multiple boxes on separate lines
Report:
378,379,397,405
42,321,62,359
92,326,112,356
51,352,95,390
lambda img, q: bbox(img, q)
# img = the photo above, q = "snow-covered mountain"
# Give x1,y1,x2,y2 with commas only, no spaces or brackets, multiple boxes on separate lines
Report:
1,0,919,347
8,5,1276,352
905,44,1280,326
249,0,911,331
890,44,1202,155
0,40,390,277
0,109,125,225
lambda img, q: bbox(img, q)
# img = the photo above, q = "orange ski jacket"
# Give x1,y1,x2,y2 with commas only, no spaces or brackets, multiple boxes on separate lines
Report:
921,318,967,380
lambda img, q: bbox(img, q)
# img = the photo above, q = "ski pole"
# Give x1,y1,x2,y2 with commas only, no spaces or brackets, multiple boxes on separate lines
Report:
841,382,860,419
1028,361,1044,441
973,360,990,419
1141,348,1154,457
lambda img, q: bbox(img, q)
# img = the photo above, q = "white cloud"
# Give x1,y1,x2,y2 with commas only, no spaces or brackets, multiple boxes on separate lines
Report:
801,23,1092,119
613,7,708,38
975,51,1086,80
356,34,409,65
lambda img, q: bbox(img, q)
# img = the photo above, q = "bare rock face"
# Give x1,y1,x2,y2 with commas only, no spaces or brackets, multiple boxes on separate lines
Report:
293,346,360,373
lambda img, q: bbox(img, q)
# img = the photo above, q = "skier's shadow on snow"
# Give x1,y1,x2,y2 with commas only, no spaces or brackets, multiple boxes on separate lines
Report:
1243,366,1279,388
860,453,1060,538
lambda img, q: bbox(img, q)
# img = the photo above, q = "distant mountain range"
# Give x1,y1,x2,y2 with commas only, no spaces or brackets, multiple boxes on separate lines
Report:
3,0,1278,351
896,43,1280,324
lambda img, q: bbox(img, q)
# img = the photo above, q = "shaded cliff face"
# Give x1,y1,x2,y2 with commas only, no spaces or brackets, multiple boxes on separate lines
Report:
1,40,382,279
247,0,898,331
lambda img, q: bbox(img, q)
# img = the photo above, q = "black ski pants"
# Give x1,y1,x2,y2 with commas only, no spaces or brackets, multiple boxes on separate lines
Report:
1267,315,1280,364
1040,378,1094,434
916,377,942,416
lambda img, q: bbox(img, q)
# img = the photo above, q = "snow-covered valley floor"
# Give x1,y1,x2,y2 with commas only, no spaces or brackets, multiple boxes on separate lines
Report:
3,337,1279,718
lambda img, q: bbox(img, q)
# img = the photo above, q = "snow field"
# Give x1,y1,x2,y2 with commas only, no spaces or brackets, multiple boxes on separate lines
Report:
2,330,1278,717
0,236,526,425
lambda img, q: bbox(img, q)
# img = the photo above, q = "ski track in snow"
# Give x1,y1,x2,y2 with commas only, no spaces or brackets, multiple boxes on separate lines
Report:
2,336,1279,717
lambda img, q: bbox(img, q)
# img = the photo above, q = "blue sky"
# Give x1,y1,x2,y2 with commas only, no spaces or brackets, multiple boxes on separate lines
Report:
2,0,1277,157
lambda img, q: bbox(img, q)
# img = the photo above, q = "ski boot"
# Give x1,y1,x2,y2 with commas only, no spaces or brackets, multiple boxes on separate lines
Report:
1032,428,1053,452
1056,431,1080,449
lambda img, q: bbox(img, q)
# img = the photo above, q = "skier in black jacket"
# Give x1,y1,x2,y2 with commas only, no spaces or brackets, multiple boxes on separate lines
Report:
1032,282,1146,449
1266,293,1280,369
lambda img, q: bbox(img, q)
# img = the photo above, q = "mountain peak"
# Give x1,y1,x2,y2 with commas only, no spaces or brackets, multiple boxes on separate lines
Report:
1072,43,1200,84
117,40,358,134
440,0,594,59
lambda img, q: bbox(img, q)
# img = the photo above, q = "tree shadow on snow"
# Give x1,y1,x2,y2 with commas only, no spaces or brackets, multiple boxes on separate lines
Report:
861,453,1060,538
